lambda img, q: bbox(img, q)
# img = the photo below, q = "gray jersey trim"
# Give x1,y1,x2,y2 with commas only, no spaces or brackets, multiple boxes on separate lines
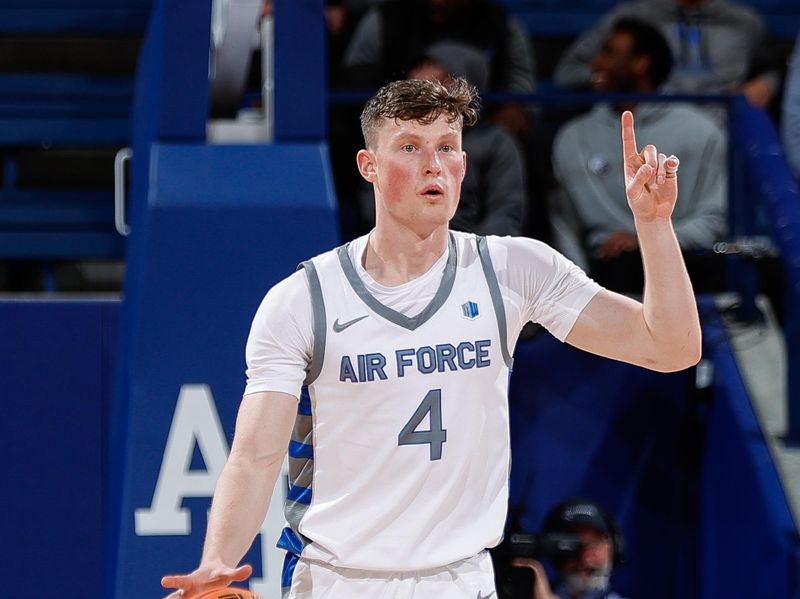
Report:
336,232,458,331
476,236,513,369
299,260,326,385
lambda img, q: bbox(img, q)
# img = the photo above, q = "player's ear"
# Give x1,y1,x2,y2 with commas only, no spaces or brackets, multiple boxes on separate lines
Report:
461,150,467,182
357,149,377,182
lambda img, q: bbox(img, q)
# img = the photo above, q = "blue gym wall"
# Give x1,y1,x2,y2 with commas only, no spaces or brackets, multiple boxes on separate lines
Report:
2,300,119,599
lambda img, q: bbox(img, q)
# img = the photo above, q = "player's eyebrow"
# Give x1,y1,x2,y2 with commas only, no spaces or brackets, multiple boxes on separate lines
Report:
391,131,460,145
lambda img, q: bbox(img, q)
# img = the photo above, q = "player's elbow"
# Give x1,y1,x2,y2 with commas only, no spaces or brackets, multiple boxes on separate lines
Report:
649,335,702,372
654,349,701,373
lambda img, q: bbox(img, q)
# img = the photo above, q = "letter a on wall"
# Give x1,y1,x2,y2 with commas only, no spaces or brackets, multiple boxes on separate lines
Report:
135,384,230,535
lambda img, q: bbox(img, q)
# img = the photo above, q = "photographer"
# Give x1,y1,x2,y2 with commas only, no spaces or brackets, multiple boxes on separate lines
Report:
510,499,629,599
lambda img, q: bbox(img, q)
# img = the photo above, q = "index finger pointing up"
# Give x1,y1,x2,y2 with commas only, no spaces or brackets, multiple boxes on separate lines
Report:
621,110,638,160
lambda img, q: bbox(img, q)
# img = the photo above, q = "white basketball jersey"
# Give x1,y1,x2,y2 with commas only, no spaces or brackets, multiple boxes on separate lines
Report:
278,232,513,572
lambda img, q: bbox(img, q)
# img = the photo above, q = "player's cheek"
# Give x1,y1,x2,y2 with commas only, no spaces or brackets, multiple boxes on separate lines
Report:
382,164,414,203
446,157,465,179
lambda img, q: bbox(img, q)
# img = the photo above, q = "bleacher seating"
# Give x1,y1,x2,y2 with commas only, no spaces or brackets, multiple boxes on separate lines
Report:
499,0,800,40
0,0,152,264
0,0,150,33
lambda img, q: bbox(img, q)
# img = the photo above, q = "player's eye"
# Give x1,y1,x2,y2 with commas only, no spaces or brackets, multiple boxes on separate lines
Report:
402,144,415,153
441,144,453,152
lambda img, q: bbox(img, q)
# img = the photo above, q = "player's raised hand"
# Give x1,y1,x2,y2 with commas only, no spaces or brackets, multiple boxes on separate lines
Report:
161,562,253,599
621,110,680,223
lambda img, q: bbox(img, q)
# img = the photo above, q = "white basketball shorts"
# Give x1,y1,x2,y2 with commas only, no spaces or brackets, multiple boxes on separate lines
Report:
284,550,497,599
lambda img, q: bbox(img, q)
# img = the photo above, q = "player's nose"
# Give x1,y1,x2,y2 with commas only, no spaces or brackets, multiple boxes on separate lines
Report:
422,147,442,175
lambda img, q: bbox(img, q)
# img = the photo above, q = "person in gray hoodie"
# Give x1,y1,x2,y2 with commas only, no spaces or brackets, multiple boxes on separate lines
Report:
360,40,528,236
554,0,778,109
550,18,727,292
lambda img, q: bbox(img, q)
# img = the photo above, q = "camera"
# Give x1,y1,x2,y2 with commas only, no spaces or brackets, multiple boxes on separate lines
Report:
494,533,584,599
508,532,584,561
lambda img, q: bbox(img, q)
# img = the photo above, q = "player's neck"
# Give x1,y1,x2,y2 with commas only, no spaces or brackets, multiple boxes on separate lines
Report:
363,225,449,286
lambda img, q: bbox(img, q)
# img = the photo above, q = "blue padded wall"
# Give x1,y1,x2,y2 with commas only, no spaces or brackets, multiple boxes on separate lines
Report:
699,301,800,598
1,299,119,599
274,0,326,141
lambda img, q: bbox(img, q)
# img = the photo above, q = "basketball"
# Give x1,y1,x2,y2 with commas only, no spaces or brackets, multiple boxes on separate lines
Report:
195,588,262,599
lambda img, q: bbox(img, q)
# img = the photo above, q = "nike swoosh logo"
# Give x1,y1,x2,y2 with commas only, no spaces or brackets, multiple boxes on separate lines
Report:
477,592,496,599
332,315,369,332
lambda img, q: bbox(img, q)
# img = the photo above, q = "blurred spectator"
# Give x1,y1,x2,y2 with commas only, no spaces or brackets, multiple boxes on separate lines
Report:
550,18,726,293
342,0,535,94
782,32,800,180
359,41,527,236
512,499,629,599
326,0,372,87
554,0,779,109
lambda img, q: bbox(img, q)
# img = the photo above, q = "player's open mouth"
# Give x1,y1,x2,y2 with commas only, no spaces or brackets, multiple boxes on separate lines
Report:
420,185,444,197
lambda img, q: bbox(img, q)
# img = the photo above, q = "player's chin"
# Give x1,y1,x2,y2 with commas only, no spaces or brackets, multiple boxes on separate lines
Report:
420,201,455,220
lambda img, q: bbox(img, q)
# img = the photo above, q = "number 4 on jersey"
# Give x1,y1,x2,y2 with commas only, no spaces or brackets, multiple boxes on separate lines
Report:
398,389,447,460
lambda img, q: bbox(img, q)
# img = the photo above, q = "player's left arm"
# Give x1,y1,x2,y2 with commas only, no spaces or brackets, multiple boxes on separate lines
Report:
566,111,702,373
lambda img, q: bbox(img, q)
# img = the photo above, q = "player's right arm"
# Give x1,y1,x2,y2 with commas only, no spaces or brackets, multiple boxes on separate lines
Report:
161,390,297,598
163,270,314,598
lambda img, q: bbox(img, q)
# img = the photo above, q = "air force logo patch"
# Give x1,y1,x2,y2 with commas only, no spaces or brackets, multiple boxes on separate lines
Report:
461,300,480,320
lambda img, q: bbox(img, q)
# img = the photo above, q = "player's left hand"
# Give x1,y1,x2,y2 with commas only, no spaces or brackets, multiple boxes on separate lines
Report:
621,110,680,223
161,562,253,599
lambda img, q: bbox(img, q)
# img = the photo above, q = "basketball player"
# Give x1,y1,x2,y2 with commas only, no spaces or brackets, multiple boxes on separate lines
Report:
162,77,701,599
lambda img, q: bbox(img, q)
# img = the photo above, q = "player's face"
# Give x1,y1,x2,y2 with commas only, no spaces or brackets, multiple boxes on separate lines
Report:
361,115,466,237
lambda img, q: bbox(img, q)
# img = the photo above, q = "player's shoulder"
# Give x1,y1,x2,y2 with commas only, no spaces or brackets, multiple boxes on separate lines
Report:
452,230,508,264
260,240,353,310
483,233,560,254
247,267,313,334
478,234,567,271
451,229,478,252
299,238,362,280
270,241,352,305
261,268,310,310
300,243,343,268
270,244,343,297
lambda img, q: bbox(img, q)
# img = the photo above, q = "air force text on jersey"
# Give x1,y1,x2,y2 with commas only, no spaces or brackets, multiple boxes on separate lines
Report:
339,339,492,383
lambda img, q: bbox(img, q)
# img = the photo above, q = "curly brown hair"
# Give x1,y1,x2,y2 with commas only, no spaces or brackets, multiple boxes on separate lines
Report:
360,77,480,149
